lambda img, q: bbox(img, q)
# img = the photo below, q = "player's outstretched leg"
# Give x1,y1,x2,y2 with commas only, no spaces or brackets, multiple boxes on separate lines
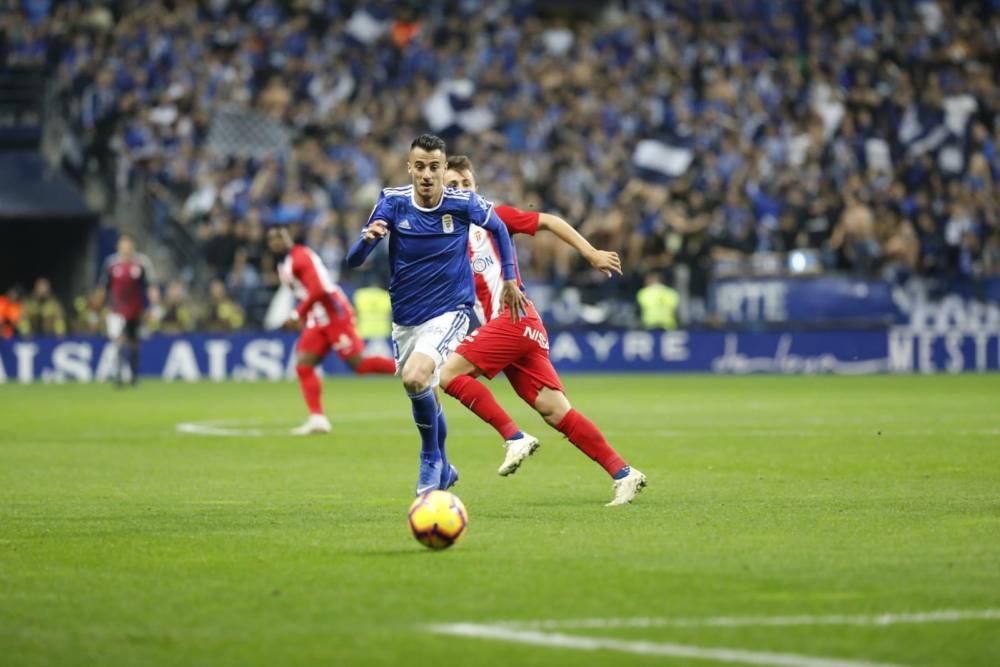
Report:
440,358,539,476
351,356,396,374
534,387,646,506
291,351,331,435
341,332,395,375
402,353,443,495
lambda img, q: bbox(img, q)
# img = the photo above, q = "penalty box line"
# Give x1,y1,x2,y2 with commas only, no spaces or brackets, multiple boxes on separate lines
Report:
428,623,909,667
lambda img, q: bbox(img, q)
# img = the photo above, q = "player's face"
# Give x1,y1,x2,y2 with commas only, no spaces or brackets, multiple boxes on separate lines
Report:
118,237,135,259
444,168,477,193
267,229,290,254
407,148,445,202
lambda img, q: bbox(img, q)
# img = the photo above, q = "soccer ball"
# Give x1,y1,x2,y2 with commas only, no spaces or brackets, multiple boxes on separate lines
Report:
408,490,468,549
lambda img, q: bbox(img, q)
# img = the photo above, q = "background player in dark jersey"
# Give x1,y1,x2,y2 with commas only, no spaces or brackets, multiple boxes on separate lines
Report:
99,234,160,386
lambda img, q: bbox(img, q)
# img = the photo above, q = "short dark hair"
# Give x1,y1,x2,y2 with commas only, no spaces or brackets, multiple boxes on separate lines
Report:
446,155,475,175
410,134,446,154
266,224,292,241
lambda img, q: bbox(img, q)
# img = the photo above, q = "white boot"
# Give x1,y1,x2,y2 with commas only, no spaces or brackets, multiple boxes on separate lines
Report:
607,468,647,506
290,414,332,435
498,433,540,476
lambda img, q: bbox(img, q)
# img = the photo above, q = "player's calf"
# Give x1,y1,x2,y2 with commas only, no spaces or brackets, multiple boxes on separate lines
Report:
533,387,571,426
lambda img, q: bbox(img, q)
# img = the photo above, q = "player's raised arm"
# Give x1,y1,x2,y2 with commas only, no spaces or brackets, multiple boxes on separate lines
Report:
537,212,622,278
347,194,392,267
346,220,389,266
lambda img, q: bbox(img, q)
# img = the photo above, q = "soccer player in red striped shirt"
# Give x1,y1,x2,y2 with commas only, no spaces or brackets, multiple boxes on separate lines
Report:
267,226,396,435
439,156,646,506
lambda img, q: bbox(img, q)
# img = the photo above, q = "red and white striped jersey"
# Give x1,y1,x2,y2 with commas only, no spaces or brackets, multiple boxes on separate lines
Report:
468,205,539,323
278,244,353,328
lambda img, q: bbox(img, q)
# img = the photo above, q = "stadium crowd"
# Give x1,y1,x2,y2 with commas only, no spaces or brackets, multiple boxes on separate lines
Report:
0,276,245,338
5,0,1000,326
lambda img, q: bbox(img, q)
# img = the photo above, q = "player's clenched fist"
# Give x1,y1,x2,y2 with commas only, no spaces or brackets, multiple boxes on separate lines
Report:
363,220,388,242
500,279,529,323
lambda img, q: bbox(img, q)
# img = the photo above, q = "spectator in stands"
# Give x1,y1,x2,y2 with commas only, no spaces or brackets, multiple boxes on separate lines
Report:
636,273,679,331
158,281,195,335
0,286,24,339
20,278,67,337
28,0,999,324
881,214,921,284
829,196,881,274
203,215,238,280
226,247,261,312
201,279,244,332
71,287,108,336
80,68,119,205
984,231,1000,276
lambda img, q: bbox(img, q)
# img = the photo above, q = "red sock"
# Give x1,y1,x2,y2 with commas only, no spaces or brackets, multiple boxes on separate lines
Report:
353,356,396,375
444,375,520,441
555,409,626,477
296,365,323,415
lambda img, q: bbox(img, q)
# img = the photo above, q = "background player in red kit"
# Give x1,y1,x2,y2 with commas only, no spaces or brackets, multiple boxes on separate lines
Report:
99,234,160,386
439,156,647,506
267,226,396,435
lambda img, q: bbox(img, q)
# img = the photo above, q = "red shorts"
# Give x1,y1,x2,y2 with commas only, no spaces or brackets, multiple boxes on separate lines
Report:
296,319,365,361
455,311,564,405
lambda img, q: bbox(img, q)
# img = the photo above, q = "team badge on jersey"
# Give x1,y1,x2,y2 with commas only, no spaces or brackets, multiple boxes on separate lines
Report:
442,214,454,233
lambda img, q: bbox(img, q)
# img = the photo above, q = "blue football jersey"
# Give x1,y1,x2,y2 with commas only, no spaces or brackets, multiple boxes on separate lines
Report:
348,185,515,326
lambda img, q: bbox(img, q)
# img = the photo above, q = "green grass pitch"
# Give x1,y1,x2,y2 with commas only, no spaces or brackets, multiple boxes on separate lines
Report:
1,374,999,666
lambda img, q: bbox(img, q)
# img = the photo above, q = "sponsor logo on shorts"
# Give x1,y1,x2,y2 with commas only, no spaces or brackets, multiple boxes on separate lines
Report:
523,326,549,350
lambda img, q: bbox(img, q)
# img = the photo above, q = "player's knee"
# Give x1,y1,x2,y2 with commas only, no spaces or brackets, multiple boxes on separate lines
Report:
540,407,566,427
401,367,431,394
296,351,319,367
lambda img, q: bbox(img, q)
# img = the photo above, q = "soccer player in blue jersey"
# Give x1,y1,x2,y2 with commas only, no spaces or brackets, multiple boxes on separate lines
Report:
346,134,528,495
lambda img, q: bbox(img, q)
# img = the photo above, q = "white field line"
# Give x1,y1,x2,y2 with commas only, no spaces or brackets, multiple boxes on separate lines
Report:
601,428,1000,438
428,623,909,667
493,609,1000,630
175,413,393,437
176,422,266,436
